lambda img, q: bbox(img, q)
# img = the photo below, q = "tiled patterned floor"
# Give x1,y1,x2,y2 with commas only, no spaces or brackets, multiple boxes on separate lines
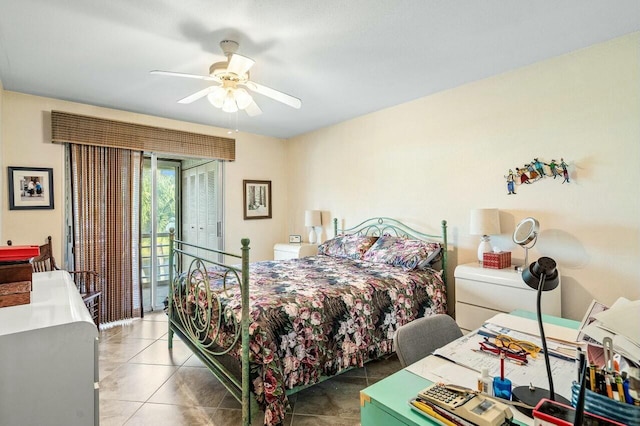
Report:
98,311,402,426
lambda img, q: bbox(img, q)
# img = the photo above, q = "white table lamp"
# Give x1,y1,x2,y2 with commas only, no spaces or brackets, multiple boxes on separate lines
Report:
305,210,322,244
470,208,501,263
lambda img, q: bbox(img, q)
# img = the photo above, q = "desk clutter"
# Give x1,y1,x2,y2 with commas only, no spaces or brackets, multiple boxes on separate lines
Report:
0,245,40,307
572,297,640,425
407,308,639,425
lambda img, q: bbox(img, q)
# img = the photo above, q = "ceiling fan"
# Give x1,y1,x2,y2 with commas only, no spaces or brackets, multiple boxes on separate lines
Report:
151,40,302,116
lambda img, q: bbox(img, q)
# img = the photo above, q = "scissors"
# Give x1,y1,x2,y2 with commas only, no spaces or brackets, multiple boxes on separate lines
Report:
602,336,614,373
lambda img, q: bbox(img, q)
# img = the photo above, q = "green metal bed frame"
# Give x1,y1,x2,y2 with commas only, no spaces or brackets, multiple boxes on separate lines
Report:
167,217,447,426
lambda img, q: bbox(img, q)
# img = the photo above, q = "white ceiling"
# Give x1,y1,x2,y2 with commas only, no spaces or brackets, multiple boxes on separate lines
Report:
0,1,638,139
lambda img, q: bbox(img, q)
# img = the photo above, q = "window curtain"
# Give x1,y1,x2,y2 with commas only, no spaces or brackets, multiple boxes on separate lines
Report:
69,144,142,326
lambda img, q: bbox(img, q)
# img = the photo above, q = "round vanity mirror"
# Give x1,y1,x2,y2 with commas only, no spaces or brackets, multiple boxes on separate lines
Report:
513,217,539,271
513,217,539,246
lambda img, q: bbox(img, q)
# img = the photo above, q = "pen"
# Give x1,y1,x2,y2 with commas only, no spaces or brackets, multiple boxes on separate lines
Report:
410,399,457,426
576,347,585,381
471,349,527,366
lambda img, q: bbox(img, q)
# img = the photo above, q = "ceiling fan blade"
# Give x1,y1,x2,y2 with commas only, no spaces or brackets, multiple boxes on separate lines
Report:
178,86,214,104
244,101,262,117
244,81,302,109
227,54,255,76
151,70,220,82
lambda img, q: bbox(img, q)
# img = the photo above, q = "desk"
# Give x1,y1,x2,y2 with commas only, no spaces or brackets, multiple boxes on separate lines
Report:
360,311,580,426
0,271,99,426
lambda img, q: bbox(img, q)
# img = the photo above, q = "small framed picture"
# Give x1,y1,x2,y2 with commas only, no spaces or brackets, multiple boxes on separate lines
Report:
289,235,302,244
8,166,54,210
243,179,272,220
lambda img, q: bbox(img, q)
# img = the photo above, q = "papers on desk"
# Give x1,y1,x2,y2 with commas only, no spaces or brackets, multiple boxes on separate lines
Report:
579,298,640,365
414,314,578,401
486,313,579,345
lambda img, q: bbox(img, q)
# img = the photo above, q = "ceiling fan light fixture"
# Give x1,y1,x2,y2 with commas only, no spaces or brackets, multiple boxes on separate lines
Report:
154,39,297,118
222,90,239,113
234,88,253,110
207,86,226,108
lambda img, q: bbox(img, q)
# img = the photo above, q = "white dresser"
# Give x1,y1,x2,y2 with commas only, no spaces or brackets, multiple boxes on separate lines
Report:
273,243,318,260
454,262,562,333
0,270,99,426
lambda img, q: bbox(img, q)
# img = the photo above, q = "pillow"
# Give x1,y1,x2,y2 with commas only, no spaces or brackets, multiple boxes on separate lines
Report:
317,234,379,259
362,235,442,270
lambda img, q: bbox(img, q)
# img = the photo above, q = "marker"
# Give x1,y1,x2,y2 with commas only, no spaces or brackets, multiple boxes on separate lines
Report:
622,372,633,404
616,375,625,403
417,398,475,426
589,365,596,392
605,374,613,399
410,399,457,426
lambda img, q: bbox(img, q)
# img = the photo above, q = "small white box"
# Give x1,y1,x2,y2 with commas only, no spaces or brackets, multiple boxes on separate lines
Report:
273,243,318,260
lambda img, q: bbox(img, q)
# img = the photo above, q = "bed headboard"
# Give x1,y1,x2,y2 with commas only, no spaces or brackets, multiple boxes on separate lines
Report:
333,216,448,283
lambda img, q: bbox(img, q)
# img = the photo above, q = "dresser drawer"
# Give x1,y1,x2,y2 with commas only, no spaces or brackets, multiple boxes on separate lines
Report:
456,278,536,313
453,262,562,331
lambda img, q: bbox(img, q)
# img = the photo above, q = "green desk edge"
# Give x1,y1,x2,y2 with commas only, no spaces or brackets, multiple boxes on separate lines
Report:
360,311,581,426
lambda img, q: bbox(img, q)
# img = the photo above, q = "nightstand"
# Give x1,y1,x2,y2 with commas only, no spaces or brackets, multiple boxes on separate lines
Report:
454,262,562,333
273,243,318,260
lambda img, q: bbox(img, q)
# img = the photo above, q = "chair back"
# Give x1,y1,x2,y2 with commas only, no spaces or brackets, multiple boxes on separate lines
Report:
31,236,60,272
394,314,463,368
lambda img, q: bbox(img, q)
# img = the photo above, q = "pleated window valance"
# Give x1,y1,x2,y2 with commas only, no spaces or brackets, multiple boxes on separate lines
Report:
51,110,235,160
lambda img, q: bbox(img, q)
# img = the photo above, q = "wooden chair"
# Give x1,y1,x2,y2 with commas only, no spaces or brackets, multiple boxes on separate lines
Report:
31,236,102,327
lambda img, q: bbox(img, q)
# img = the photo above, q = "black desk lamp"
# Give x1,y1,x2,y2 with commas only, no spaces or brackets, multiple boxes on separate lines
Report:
512,257,570,416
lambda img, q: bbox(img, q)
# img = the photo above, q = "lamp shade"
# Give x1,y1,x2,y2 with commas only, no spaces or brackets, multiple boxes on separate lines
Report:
304,210,322,227
469,208,501,235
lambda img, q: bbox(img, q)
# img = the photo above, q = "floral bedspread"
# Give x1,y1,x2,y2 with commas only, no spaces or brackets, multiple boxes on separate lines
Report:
173,255,447,426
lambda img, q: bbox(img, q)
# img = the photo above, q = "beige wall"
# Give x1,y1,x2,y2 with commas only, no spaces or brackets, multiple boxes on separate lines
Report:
2,34,638,320
287,33,640,320
0,92,287,264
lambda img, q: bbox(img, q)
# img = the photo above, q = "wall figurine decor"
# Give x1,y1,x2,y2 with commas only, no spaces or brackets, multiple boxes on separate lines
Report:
504,157,571,194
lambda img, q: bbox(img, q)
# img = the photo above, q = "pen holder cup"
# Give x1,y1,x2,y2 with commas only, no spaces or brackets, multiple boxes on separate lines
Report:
571,382,640,426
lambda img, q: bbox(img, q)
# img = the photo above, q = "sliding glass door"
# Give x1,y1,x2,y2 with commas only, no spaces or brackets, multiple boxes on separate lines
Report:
141,155,180,311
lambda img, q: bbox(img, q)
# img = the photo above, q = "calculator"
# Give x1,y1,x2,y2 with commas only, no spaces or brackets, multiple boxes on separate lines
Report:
417,383,514,426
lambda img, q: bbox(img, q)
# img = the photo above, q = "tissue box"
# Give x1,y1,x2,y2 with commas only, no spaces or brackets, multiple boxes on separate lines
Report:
483,251,511,269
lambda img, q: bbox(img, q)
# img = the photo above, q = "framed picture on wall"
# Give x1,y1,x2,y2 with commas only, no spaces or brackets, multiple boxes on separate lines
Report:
8,166,54,210
243,179,272,220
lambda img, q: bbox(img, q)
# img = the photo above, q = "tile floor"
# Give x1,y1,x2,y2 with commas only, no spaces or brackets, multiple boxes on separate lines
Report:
98,311,402,426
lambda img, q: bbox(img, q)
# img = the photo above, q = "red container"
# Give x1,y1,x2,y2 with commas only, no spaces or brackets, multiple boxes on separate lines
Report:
0,245,40,262
483,251,511,269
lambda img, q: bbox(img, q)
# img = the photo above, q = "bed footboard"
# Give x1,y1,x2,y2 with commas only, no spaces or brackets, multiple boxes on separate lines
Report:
168,230,253,426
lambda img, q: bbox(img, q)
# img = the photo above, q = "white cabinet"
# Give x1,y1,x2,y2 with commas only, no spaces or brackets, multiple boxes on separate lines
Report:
182,161,221,257
273,243,318,260
454,262,561,333
0,270,98,425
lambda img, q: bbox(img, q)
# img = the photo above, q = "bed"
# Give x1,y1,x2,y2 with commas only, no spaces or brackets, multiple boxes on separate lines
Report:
167,217,448,426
